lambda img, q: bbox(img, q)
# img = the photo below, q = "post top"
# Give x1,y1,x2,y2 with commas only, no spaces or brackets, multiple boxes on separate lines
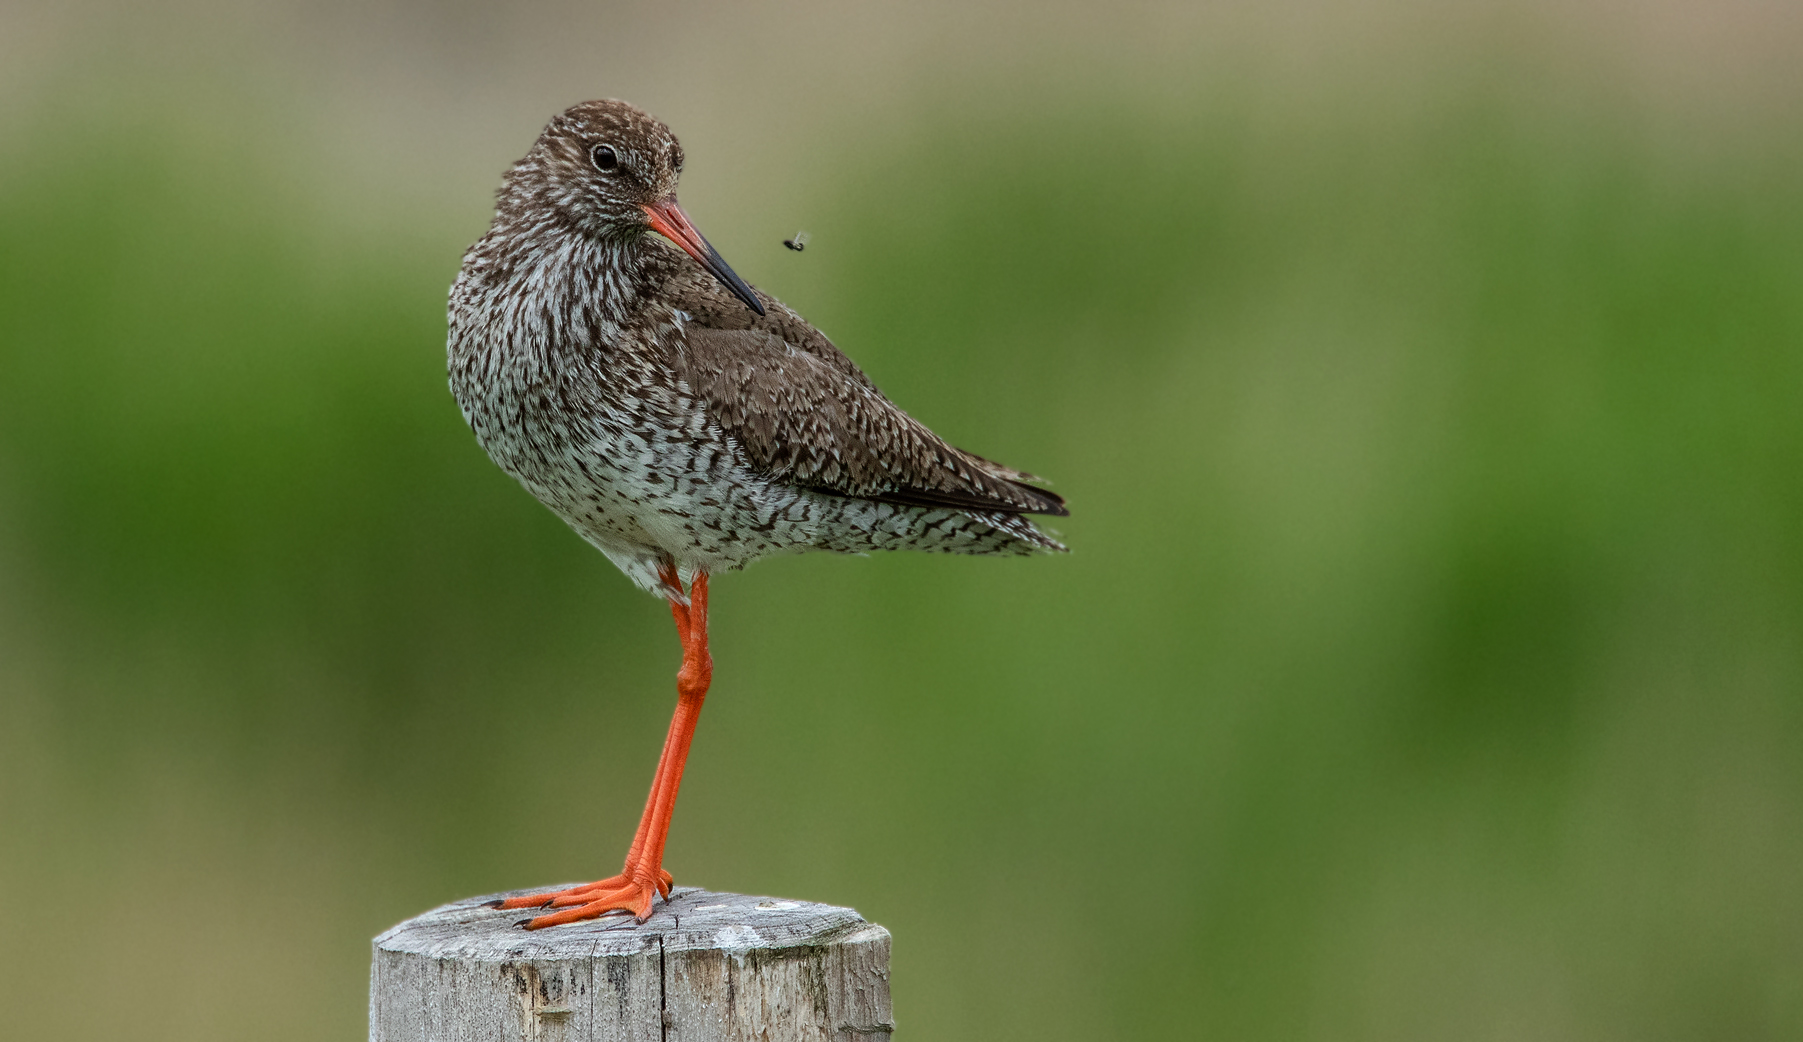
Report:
375,886,884,962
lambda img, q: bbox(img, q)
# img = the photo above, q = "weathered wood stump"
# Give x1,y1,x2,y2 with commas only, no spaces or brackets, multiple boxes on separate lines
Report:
370,886,894,1041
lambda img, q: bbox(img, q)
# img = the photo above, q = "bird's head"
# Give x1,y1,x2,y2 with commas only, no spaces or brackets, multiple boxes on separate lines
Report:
503,99,763,315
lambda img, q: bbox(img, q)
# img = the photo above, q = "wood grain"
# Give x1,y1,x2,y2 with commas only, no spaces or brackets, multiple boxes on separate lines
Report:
370,886,894,1041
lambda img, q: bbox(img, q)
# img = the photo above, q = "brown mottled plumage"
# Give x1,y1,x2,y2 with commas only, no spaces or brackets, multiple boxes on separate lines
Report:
446,100,1067,927
681,326,1066,515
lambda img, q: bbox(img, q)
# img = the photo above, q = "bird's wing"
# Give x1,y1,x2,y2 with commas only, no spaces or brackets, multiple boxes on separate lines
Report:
660,261,882,389
675,324,1067,517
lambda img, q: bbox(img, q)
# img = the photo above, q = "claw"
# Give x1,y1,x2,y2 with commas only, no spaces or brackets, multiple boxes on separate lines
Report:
523,881,658,928
496,873,669,927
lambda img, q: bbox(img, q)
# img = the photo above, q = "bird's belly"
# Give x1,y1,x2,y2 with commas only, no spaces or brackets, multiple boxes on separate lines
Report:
468,402,671,542
459,383,782,561
454,366,996,582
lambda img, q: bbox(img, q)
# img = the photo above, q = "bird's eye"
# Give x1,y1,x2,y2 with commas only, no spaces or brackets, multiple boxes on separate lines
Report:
672,149,684,173
590,144,619,172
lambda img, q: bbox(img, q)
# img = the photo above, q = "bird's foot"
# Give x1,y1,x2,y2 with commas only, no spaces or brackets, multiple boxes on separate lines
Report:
491,868,674,928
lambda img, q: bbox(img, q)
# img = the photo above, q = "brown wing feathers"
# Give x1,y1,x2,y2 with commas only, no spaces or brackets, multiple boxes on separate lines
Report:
678,326,1067,517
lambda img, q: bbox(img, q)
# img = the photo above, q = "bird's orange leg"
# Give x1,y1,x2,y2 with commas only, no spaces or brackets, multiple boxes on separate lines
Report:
496,566,713,927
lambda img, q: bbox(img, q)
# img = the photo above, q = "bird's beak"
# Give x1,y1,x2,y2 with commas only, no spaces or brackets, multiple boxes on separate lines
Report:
642,197,765,316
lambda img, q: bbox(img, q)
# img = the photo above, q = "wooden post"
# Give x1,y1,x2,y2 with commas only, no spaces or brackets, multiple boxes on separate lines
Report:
370,886,895,1041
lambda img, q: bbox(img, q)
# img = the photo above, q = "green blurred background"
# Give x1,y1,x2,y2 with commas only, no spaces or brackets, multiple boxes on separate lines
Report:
3,1,1801,1038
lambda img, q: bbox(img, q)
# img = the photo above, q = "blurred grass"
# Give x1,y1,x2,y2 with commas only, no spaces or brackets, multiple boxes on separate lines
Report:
3,62,1803,1041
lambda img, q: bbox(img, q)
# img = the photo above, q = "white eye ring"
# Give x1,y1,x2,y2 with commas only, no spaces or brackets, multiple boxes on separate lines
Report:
590,144,619,172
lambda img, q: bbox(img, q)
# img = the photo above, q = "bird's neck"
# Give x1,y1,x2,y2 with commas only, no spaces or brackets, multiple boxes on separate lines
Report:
510,219,640,311
454,218,681,358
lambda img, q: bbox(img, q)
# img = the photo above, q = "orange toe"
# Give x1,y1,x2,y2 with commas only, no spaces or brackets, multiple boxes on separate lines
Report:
495,868,672,911
493,868,672,924
522,880,656,928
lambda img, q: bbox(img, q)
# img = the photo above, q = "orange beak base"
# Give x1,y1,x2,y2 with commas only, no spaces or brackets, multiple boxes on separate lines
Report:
642,198,765,315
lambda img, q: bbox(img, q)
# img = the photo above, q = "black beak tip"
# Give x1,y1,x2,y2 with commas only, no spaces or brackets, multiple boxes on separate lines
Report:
721,269,764,316
720,263,764,316
695,234,766,317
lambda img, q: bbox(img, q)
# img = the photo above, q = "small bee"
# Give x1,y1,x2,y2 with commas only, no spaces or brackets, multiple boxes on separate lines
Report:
782,231,810,252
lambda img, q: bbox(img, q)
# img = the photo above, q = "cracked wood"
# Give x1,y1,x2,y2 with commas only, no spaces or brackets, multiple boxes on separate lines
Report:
370,887,895,1041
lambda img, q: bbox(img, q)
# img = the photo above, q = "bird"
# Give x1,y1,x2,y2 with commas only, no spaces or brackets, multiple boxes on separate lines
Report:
447,99,1068,928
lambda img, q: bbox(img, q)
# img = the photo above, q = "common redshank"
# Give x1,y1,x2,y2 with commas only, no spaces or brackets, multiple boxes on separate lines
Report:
448,100,1068,928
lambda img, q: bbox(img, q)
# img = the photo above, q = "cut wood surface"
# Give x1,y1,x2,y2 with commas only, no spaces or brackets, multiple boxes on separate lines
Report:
370,886,894,1042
